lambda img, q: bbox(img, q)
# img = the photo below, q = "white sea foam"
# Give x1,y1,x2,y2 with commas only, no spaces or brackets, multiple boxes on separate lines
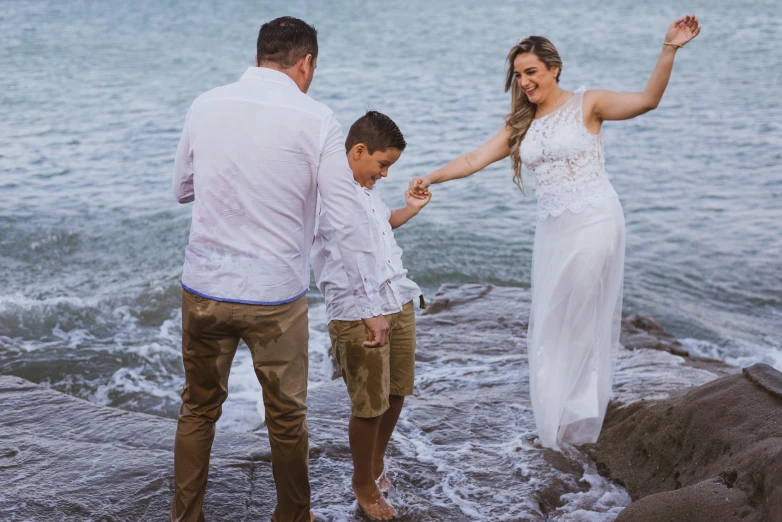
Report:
93,366,181,404
555,456,631,520
681,336,782,371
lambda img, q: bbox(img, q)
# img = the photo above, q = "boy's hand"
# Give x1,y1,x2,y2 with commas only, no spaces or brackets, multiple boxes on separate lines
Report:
409,176,431,199
390,188,431,229
362,315,390,347
405,188,431,210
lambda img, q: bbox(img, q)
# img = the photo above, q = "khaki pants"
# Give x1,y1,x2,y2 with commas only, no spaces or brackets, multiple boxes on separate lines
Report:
171,289,310,522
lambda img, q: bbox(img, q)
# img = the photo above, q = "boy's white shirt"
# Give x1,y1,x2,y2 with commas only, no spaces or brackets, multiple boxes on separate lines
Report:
312,182,422,322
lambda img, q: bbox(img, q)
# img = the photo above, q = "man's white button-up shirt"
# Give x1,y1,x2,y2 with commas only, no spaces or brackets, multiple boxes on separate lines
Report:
173,67,382,318
312,184,422,322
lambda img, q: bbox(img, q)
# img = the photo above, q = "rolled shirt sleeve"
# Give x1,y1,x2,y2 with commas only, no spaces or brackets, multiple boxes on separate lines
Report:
173,107,195,204
316,112,383,319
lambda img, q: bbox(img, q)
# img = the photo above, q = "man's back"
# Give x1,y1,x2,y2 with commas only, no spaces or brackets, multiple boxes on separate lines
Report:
174,67,338,304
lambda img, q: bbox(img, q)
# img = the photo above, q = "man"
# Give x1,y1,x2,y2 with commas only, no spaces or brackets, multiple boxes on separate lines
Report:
171,16,389,522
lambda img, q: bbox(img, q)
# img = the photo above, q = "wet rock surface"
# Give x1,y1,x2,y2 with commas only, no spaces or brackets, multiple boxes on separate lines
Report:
620,314,691,356
0,284,753,520
0,374,279,520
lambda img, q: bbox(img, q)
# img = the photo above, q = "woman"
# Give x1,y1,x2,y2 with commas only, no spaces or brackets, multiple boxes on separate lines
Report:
410,16,701,450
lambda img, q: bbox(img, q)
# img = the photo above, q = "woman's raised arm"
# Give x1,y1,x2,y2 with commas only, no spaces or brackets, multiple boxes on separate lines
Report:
585,15,701,126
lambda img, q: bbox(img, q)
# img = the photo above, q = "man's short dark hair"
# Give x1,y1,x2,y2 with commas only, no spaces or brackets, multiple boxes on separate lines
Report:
257,17,318,68
345,111,407,154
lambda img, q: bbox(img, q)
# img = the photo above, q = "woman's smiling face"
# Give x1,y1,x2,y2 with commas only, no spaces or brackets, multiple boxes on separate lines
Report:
513,52,560,106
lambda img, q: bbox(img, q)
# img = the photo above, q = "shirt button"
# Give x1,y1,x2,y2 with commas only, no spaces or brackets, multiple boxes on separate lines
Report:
372,209,375,213
363,277,368,282
387,259,391,264
387,280,391,285
361,307,365,312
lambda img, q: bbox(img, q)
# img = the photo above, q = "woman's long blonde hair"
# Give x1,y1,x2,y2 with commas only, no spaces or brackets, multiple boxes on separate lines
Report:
504,36,563,192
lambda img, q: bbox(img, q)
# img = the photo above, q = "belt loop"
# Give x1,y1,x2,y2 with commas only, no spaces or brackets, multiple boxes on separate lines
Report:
419,294,427,310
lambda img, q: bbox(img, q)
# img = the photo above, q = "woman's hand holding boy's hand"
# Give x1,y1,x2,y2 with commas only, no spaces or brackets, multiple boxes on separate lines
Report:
405,188,431,211
409,176,431,199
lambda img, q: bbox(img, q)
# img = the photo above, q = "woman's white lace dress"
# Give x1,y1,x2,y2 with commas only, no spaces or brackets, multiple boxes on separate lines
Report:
521,87,625,450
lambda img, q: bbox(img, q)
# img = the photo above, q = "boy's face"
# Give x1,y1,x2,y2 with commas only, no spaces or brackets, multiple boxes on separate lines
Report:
348,144,402,189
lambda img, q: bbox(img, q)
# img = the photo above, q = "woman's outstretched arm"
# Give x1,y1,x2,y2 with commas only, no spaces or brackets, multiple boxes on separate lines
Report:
585,15,701,125
410,125,511,196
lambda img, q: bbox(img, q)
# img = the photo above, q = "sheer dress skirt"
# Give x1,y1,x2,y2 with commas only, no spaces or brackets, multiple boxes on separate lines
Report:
527,194,625,450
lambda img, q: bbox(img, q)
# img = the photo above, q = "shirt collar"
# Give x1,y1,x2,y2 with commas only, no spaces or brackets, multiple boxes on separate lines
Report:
240,67,299,90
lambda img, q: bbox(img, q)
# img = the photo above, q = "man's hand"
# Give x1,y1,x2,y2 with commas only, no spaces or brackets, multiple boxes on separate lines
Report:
362,315,390,347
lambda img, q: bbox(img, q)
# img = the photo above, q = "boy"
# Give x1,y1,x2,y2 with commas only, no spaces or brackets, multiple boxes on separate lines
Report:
312,111,430,520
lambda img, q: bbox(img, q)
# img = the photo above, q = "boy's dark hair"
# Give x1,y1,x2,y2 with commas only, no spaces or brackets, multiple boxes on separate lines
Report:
257,17,318,68
345,111,407,154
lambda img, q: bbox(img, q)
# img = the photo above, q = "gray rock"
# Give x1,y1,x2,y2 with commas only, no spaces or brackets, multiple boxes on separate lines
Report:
743,363,782,400
0,374,278,521
620,314,690,356
588,364,782,522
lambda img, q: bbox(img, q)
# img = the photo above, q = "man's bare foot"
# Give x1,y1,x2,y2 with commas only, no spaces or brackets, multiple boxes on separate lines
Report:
352,479,397,520
373,455,392,493
310,510,316,521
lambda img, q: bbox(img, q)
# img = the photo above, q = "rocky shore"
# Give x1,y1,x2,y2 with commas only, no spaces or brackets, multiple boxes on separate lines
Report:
585,299,782,521
1,284,779,521
587,363,782,521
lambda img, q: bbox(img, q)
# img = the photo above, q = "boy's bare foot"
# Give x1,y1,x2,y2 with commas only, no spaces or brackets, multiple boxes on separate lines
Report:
373,455,392,493
352,479,397,520
310,510,316,521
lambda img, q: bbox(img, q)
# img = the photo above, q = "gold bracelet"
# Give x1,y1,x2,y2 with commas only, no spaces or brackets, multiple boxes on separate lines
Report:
663,42,684,49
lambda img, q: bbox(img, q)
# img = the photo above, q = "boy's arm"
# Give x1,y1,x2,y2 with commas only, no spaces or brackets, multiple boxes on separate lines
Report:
389,189,432,229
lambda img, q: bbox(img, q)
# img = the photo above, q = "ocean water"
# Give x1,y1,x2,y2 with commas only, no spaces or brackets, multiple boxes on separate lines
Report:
1,0,781,519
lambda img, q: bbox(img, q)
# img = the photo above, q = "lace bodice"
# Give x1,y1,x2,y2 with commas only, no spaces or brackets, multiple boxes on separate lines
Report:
521,87,617,220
